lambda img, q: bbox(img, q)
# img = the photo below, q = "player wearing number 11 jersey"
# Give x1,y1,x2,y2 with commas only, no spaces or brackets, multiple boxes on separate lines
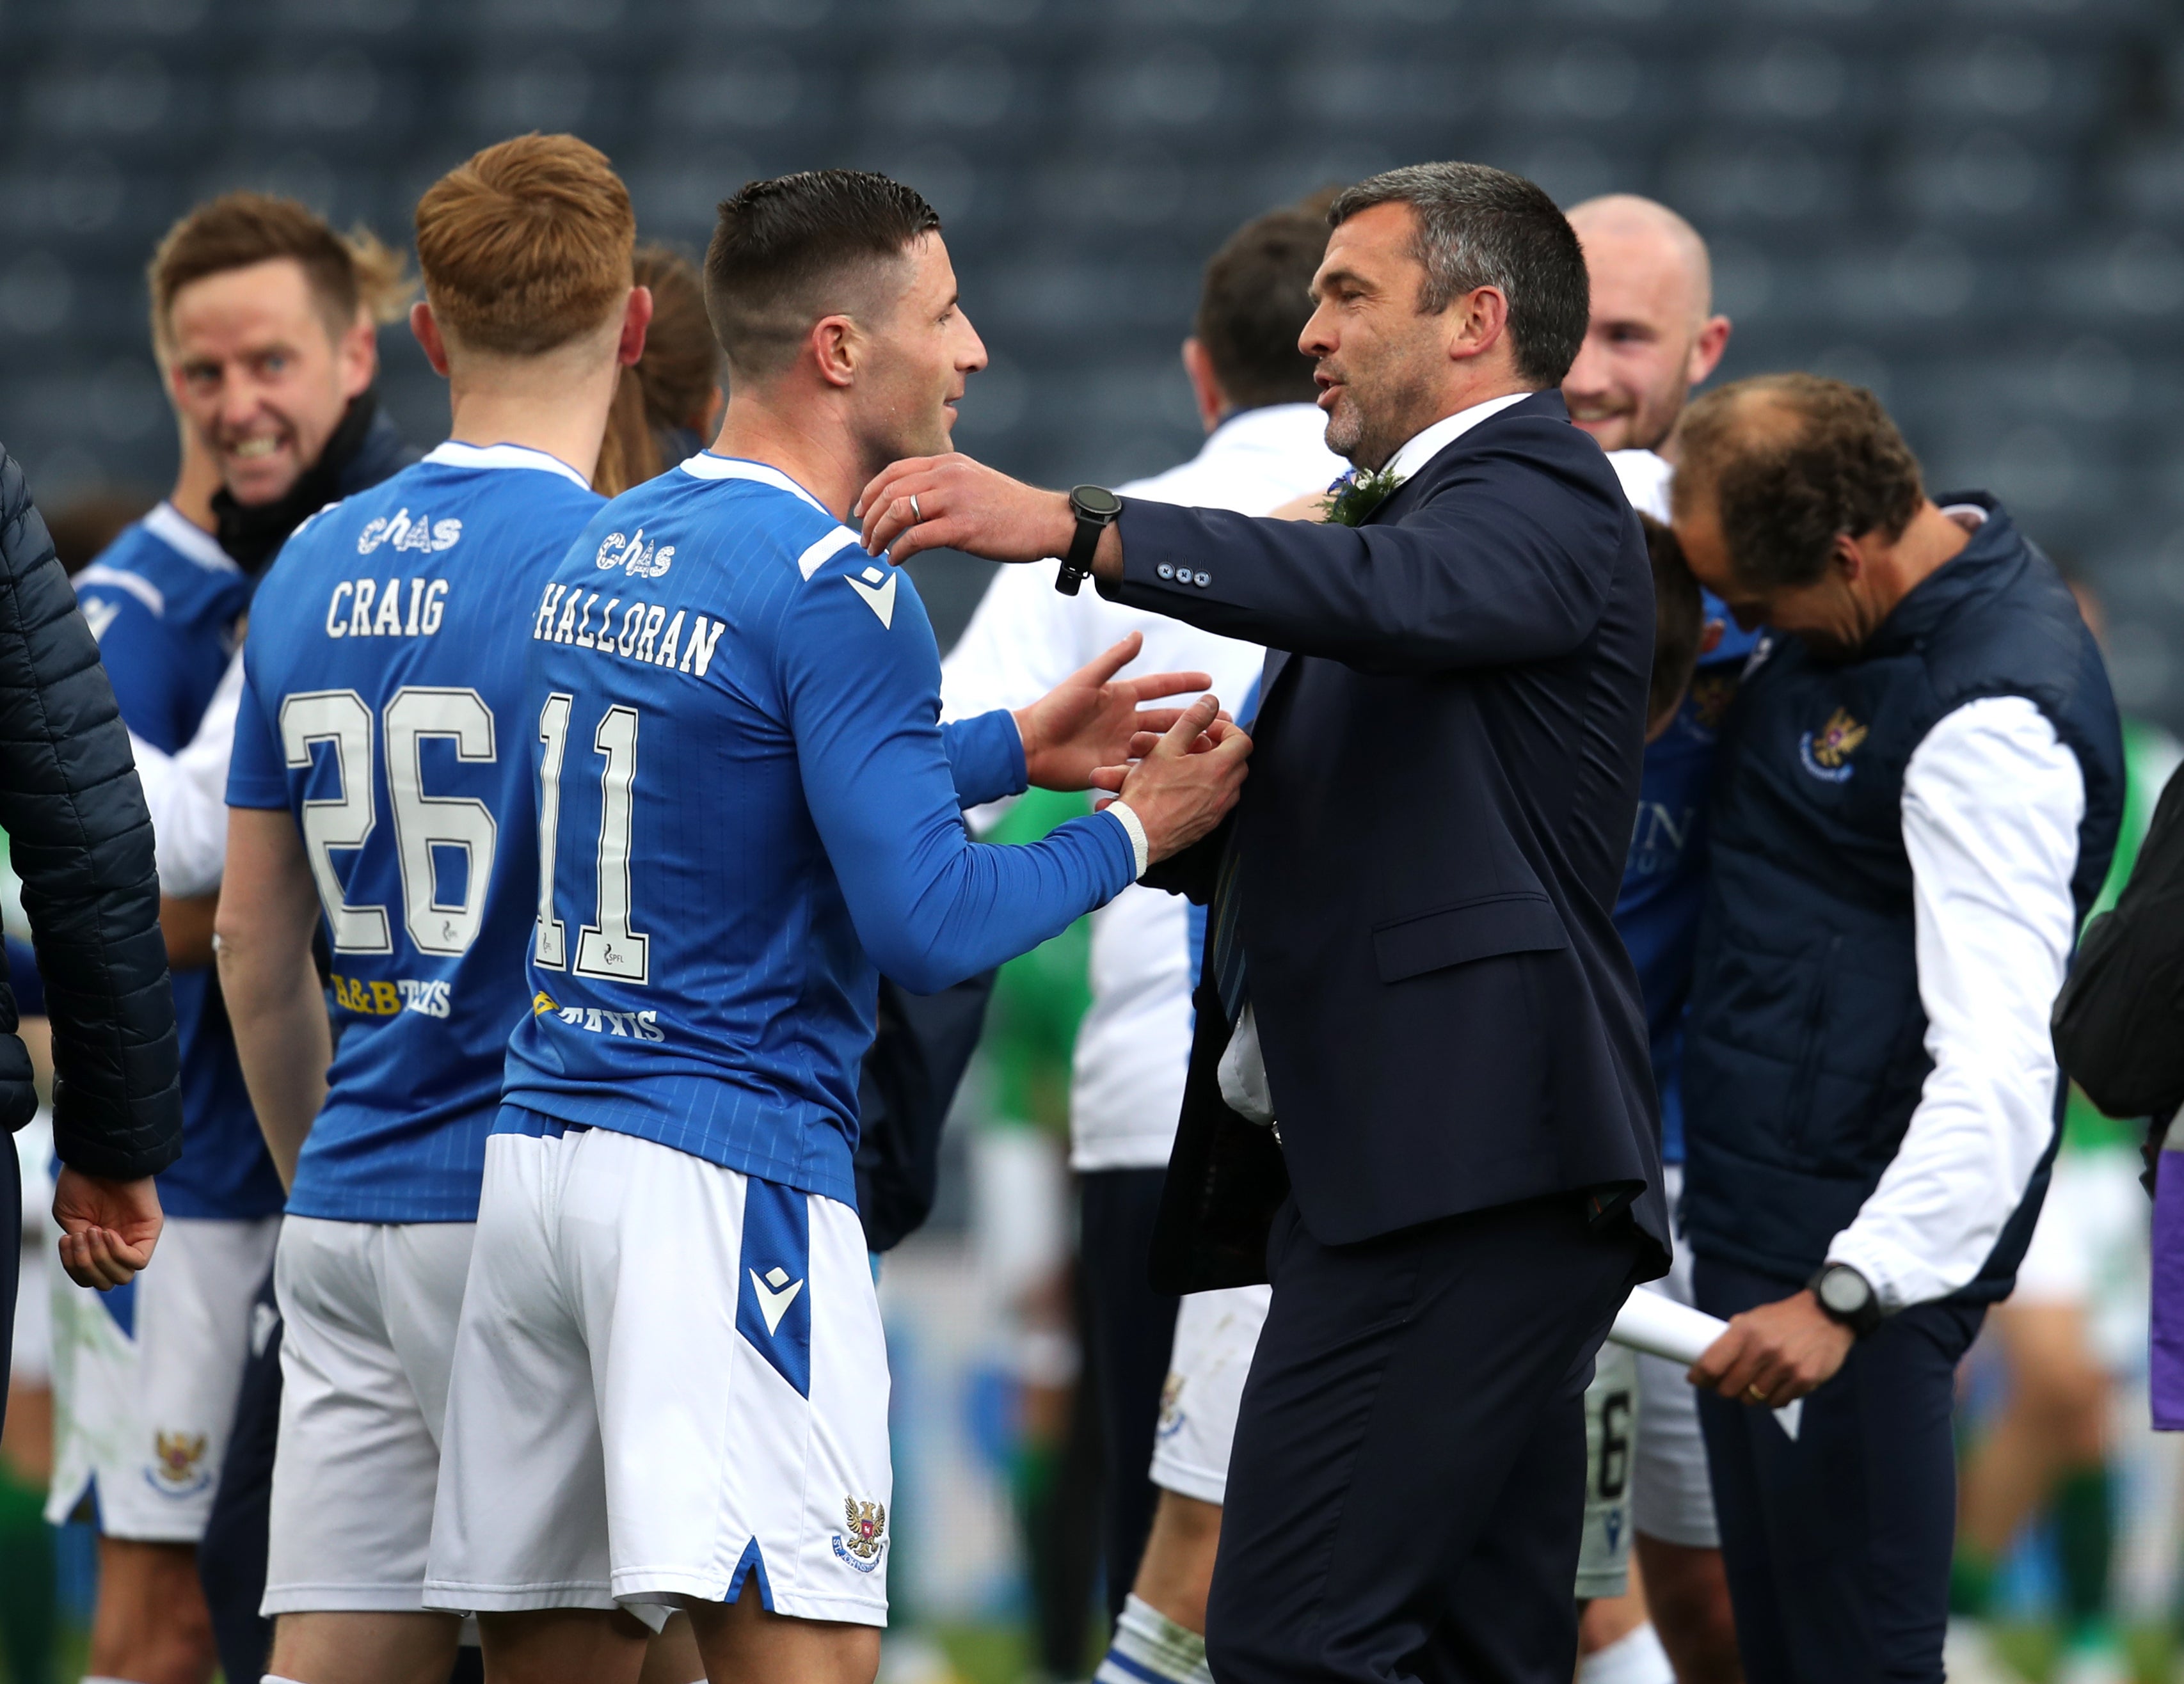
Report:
423,170,1249,1684
217,135,650,1684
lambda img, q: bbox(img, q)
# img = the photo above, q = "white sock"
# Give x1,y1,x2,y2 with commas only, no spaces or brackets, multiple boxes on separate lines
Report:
84,1677,159,1684
1575,1621,1675,1684
261,1676,312,1684
1094,1593,1214,1684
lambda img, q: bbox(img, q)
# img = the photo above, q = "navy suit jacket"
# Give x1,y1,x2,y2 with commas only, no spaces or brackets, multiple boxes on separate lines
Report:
1112,390,1668,1291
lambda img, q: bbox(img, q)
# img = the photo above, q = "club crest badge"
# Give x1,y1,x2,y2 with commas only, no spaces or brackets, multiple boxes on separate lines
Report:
149,1430,211,1495
1798,708,1868,784
833,1497,888,1572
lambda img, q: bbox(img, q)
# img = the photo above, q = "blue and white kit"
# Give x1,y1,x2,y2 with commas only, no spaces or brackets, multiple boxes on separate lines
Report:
427,453,1139,1625
227,440,604,1612
48,505,283,1543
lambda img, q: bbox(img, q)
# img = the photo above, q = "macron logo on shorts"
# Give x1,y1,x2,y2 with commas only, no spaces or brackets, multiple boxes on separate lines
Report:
735,1179,813,1398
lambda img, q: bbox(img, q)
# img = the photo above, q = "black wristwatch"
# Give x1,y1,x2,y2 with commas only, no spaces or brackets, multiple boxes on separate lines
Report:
1808,1263,1885,1339
1056,484,1122,596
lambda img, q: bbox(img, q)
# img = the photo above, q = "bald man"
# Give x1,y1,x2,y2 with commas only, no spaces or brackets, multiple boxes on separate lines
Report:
1564,194,1746,1684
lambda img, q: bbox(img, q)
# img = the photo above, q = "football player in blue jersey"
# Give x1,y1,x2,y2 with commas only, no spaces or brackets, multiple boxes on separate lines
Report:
56,192,411,1684
214,136,653,1684
422,169,1248,1684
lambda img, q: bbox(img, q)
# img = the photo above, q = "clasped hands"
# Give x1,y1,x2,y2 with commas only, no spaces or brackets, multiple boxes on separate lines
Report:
1012,632,1251,866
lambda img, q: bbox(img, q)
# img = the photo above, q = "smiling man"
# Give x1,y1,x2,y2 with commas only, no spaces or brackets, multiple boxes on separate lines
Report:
1672,376,2124,1681
56,193,412,1684
861,161,1665,1684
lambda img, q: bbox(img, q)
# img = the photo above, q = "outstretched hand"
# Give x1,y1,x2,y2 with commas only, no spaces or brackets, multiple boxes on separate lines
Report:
1099,696,1252,864
53,1166,163,1290
1015,632,1214,793
855,454,1077,568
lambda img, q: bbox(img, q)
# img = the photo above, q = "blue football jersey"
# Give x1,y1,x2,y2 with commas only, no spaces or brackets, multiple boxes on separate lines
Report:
500,454,1136,1205
1615,592,1763,1164
76,505,283,1220
227,443,604,1222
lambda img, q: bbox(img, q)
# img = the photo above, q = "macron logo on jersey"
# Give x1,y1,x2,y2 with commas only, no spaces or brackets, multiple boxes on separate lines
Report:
749,1266,804,1334
794,527,898,628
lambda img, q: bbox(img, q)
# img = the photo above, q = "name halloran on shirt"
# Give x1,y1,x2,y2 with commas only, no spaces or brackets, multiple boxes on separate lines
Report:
527,576,728,677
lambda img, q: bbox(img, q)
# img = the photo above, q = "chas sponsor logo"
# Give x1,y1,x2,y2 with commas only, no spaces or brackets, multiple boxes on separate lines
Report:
358,509,461,555
594,528,674,580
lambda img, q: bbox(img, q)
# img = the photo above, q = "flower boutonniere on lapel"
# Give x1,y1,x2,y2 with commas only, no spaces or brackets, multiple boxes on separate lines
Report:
1320,465,1406,527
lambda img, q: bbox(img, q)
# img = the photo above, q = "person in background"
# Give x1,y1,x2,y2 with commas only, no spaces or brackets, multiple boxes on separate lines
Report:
56,191,411,1684
941,200,1342,1684
1947,572,2182,1684
593,244,726,496
1562,191,1743,1684
0,438,187,1668
1673,376,2123,1682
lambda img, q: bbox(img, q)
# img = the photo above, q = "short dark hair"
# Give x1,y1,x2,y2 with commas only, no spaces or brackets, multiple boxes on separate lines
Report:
1640,512,1703,728
704,170,941,379
149,191,410,351
1195,205,1325,411
1326,163,1589,387
1675,374,1925,592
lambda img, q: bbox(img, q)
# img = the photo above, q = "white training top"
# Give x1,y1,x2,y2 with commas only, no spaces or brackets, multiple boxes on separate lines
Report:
940,402,1344,1171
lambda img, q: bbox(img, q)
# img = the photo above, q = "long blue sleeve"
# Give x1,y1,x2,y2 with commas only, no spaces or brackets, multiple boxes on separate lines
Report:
781,559,1133,994
941,708,1027,810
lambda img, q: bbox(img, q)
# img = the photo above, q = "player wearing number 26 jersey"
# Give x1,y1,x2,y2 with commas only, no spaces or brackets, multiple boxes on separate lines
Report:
216,138,650,1672
225,440,602,1621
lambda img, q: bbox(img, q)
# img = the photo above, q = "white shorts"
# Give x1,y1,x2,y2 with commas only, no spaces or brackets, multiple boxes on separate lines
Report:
1629,1166,1721,1549
2011,1145,2151,1369
264,1216,475,1616
1576,1342,1638,1601
1150,1284,1270,1505
45,1213,280,1541
424,1123,890,1627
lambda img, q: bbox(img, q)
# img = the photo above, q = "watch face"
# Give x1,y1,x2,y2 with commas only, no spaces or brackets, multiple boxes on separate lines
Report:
1071,484,1123,520
1819,1268,1869,1315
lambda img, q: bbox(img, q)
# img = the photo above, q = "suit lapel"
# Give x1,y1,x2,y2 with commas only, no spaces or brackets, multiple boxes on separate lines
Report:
1252,393,1564,719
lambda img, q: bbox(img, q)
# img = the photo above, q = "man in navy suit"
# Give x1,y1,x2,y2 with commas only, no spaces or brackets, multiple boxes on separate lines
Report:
862,162,1665,1683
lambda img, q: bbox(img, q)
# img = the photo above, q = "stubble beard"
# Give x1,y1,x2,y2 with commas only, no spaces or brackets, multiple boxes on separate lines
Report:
1325,360,1439,475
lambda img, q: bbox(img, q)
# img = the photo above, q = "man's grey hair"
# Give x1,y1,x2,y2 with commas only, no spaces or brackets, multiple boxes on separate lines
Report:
1327,163,1590,387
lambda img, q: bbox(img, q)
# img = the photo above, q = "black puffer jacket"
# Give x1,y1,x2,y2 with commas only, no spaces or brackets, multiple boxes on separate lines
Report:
0,445,180,1177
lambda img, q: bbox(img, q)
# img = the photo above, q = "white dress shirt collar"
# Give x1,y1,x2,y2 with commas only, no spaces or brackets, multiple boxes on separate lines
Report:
1382,390,1536,484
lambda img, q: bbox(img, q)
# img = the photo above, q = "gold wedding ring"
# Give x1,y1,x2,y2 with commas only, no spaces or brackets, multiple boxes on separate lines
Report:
1746,1384,1769,1404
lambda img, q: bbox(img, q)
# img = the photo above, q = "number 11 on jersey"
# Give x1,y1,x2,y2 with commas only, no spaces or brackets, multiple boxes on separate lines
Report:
535,692,651,985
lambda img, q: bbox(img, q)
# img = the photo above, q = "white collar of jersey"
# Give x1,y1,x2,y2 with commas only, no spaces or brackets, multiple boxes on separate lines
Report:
422,440,591,489
141,502,237,574
677,452,831,518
